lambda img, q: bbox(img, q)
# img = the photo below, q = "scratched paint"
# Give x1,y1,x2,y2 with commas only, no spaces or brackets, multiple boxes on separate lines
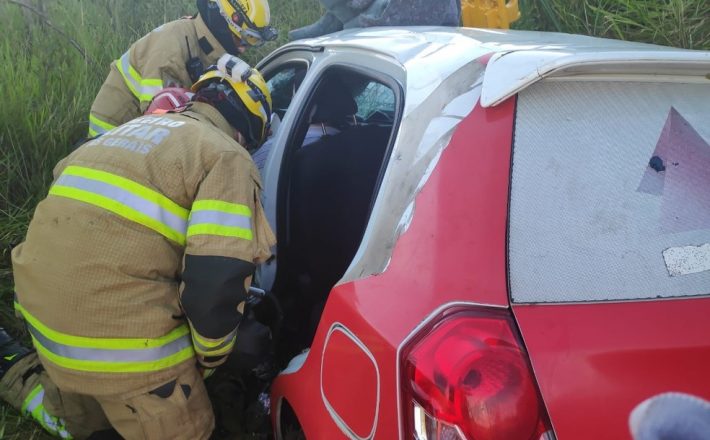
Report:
663,243,710,277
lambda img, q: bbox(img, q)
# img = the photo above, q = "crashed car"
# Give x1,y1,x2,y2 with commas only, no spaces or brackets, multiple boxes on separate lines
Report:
247,27,710,439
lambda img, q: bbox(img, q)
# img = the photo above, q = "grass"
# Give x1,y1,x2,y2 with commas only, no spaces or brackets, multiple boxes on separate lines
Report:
0,406,46,439
0,0,706,437
514,0,709,49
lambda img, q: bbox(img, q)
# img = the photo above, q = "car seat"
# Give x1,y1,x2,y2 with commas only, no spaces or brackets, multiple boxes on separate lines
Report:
289,123,391,316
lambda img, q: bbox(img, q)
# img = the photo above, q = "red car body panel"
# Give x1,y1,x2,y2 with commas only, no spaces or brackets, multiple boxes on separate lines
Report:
269,38,710,438
271,99,516,438
513,299,710,440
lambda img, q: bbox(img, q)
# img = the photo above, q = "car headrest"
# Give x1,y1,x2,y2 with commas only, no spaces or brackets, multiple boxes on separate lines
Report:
310,77,358,125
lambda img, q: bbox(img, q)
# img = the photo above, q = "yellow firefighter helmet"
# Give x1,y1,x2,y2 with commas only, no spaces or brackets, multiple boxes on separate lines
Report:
192,66,272,148
210,0,277,47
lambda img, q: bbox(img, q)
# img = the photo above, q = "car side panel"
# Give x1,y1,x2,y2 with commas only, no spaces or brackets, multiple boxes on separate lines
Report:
271,98,516,439
514,298,710,440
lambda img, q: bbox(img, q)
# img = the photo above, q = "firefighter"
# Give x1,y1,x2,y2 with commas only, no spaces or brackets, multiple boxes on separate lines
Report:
1,64,276,439
88,0,277,138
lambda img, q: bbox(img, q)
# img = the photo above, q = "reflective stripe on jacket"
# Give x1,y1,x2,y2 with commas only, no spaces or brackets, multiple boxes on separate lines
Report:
21,383,72,439
51,165,189,245
191,327,238,358
15,302,194,374
188,200,254,241
116,50,164,102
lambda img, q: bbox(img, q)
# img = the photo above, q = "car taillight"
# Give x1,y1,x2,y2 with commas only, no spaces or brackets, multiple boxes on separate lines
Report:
401,307,554,440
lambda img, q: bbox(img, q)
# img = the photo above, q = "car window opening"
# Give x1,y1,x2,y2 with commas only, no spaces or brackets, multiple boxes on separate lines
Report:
272,67,397,363
266,63,308,120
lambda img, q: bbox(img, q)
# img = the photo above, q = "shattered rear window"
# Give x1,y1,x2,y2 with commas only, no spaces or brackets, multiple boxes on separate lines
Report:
509,80,710,303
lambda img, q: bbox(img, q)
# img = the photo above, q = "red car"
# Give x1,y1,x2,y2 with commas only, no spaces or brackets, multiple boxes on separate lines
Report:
249,27,710,439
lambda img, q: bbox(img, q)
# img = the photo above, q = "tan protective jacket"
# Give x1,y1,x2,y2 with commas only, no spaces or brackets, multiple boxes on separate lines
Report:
88,14,228,137
12,102,275,395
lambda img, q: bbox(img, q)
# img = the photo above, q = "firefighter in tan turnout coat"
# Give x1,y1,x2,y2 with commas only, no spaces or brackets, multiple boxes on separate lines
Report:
88,0,277,138
0,65,275,439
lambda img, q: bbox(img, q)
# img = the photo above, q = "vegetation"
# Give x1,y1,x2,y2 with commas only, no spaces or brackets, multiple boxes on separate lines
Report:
516,0,709,49
0,0,706,437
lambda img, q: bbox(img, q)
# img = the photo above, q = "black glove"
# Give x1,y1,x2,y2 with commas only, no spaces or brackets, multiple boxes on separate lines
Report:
223,313,273,375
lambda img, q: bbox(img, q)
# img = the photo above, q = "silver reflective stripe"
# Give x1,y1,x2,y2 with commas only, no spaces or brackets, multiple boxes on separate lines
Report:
25,386,72,439
24,387,44,413
189,210,252,230
118,51,163,99
42,411,72,439
27,324,192,362
89,120,109,136
89,115,117,138
55,175,187,234
192,327,238,354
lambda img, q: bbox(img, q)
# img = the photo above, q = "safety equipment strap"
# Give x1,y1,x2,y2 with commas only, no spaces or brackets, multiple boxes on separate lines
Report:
116,50,164,102
15,302,195,374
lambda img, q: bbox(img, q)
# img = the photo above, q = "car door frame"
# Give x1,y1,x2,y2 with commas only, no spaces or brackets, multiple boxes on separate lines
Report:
256,46,406,292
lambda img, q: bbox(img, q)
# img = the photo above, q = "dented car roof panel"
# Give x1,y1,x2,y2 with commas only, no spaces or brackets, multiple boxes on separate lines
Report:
284,27,710,108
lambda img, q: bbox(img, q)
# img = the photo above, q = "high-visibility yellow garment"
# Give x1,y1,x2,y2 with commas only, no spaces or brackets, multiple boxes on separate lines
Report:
12,102,275,395
88,14,229,137
21,383,73,439
0,352,214,439
0,353,106,439
191,323,238,359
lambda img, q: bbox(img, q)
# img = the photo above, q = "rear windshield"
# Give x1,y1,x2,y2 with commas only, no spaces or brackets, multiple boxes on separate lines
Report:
509,80,710,303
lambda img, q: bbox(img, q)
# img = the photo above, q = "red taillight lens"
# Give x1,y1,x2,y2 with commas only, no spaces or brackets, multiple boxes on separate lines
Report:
401,308,554,440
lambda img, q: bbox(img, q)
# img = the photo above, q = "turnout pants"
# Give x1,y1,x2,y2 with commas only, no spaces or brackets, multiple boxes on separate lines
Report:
0,353,214,439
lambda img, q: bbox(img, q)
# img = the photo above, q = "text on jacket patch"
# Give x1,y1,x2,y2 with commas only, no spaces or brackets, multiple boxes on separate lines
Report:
92,116,186,155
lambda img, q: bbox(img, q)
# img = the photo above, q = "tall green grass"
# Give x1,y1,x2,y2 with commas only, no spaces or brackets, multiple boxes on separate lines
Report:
0,405,45,439
516,0,709,49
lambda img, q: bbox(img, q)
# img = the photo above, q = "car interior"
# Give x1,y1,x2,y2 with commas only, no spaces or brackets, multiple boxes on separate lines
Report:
257,66,399,365
221,67,399,437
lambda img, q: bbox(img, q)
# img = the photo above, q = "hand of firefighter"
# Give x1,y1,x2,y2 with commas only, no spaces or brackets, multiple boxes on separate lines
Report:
221,310,273,375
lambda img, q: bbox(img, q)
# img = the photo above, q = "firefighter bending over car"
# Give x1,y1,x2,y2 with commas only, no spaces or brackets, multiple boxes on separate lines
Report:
88,0,277,138
0,64,276,439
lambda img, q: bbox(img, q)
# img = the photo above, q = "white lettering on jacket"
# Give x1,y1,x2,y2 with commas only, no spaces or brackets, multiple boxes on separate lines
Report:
93,116,185,154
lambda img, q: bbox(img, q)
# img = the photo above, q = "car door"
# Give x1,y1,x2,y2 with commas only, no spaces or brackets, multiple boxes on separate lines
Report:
255,47,405,294
254,49,316,288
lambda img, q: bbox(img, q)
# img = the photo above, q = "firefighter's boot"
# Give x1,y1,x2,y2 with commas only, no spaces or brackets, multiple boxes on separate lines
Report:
0,327,32,380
